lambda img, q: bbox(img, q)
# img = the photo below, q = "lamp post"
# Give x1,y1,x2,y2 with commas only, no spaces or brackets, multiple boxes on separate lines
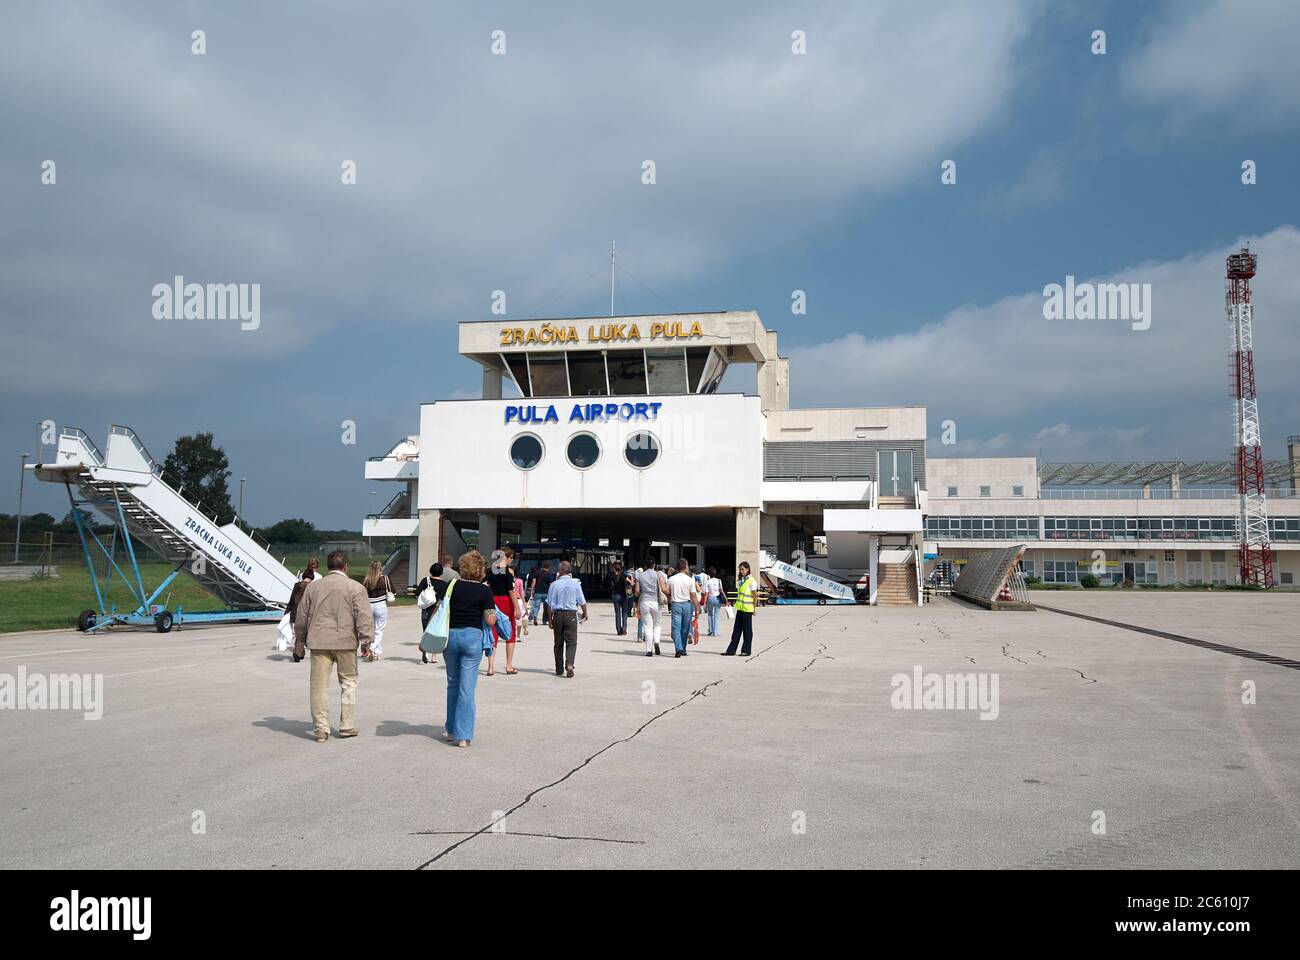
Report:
14,454,28,563
238,478,246,525
369,490,378,557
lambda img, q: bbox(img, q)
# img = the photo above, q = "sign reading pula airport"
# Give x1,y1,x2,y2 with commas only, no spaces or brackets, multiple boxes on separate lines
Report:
499,319,704,347
506,401,663,424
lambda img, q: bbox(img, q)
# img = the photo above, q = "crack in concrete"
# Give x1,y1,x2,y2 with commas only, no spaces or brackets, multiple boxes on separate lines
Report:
415,678,726,868
411,830,643,845
801,642,834,672
1001,644,1029,665
746,610,831,663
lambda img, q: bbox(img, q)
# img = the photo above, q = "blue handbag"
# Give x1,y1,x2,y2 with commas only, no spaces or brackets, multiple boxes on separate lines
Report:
483,603,513,653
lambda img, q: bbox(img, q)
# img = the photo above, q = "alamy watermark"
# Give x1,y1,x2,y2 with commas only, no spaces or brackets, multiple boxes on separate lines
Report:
1,668,103,720
1043,276,1151,331
890,665,999,720
50,891,150,940
152,276,260,331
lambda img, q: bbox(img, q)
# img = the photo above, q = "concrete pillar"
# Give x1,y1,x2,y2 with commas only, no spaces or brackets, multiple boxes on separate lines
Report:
757,331,790,412
482,366,502,400
735,507,761,584
868,536,879,606
668,543,681,566
694,544,705,569
760,512,778,555
1142,482,1151,499
1170,471,1180,500
417,508,443,583
477,513,498,553
520,519,539,544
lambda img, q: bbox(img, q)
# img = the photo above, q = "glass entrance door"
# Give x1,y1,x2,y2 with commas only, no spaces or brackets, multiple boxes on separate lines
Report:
877,450,914,497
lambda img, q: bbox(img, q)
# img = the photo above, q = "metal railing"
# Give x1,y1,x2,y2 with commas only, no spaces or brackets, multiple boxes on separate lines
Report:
61,427,104,465
366,489,412,520
367,436,419,462
110,424,161,475
1041,487,1295,500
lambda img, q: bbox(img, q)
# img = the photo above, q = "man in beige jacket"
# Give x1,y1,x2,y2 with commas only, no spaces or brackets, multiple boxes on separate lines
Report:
293,550,375,742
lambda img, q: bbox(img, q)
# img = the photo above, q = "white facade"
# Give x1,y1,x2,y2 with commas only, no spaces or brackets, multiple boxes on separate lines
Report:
365,311,928,604
363,310,1300,601
418,394,763,512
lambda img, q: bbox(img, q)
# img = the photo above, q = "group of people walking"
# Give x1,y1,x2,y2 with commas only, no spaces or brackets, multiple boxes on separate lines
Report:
287,547,758,747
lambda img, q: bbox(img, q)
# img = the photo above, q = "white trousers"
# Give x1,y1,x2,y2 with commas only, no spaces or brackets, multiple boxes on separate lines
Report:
638,600,661,653
370,600,388,656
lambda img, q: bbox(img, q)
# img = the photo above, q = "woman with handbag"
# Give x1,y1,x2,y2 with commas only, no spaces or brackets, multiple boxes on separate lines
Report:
485,545,522,676
363,560,396,662
416,562,447,665
430,550,496,747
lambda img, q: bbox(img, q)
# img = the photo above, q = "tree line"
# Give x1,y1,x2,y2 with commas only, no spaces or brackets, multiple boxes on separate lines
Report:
4,432,359,545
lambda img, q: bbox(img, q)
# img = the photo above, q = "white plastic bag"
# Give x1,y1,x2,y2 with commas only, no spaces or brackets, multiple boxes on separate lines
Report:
274,613,294,652
725,605,736,621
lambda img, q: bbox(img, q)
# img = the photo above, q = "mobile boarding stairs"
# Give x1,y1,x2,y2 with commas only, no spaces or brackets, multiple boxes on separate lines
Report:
32,425,296,633
759,552,864,605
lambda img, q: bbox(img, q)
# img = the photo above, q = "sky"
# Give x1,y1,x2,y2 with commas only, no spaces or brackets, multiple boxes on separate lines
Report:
2,0,1298,528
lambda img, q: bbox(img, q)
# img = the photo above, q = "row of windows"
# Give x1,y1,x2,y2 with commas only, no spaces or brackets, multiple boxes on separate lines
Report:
926,517,1035,540
927,516,1300,542
505,347,721,398
510,431,661,471
1023,557,1240,585
943,485,1025,498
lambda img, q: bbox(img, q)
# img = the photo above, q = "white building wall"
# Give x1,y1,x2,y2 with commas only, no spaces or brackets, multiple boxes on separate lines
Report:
418,394,763,512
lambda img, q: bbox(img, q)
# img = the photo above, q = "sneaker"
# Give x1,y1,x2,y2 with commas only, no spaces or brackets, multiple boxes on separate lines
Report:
565,666,575,678
644,652,653,657
314,730,329,743
337,728,358,738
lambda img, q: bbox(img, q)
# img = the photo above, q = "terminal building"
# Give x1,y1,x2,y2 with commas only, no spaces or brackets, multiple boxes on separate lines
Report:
363,311,1300,602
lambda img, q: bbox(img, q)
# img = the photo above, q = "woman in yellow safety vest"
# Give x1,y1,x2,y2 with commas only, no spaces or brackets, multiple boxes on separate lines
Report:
723,561,756,656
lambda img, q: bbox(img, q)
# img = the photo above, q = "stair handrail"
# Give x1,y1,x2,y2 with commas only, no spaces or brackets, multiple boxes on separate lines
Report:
367,488,411,520
110,424,162,476
62,426,104,466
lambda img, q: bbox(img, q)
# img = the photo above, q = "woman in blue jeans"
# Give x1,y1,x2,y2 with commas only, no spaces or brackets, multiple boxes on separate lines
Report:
704,566,723,636
443,550,497,747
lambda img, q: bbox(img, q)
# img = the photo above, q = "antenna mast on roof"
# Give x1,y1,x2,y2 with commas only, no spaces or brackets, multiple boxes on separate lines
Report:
609,241,616,317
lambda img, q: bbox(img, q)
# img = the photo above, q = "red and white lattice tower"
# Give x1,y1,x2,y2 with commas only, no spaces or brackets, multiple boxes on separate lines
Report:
1226,247,1274,587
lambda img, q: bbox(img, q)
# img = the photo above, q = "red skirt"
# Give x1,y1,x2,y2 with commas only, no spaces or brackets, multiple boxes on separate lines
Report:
493,595,516,646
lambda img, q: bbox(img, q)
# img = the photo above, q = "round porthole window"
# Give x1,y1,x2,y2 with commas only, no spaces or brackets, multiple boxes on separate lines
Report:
510,433,543,470
566,433,601,469
624,431,660,469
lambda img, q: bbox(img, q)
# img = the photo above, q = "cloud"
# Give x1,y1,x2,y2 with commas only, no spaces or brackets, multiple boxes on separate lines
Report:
1123,0,1300,127
791,226,1300,461
0,0,1039,395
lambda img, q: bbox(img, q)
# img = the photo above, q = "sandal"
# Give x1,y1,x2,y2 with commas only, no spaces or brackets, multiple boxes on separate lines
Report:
505,668,518,675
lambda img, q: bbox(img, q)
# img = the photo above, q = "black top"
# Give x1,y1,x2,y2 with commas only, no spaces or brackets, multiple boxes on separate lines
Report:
487,567,516,598
610,569,632,597
535,570,554,592
366,575,391,599
448,579,495,630
417,577,448,602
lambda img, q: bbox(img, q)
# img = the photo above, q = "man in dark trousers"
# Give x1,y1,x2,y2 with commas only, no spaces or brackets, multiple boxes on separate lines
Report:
547,560,587,678
723,561,758,657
